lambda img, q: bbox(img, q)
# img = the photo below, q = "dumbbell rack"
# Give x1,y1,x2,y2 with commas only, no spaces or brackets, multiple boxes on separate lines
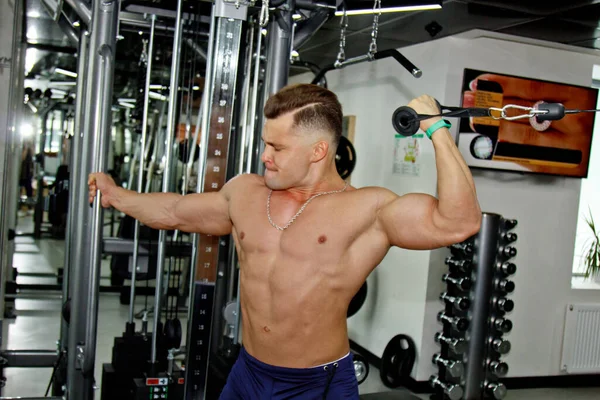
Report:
430,212,518,400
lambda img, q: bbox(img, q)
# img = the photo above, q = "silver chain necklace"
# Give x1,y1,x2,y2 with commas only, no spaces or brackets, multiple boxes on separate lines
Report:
267,182,349,231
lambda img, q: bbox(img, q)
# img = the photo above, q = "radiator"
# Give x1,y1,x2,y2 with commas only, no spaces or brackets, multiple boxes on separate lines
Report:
560,304,600,374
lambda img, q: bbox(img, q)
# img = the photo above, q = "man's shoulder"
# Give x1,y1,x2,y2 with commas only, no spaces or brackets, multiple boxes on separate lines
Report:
223,173,264,193
348,185,398,208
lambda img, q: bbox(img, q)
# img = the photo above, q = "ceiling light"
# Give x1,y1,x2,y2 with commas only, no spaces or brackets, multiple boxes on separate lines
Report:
335,1,442,16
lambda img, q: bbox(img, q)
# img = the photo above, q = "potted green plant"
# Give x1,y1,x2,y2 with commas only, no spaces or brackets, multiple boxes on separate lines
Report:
582,210,600,282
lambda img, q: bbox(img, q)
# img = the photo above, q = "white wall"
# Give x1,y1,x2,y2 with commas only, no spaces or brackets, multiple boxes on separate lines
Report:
293,31,600,380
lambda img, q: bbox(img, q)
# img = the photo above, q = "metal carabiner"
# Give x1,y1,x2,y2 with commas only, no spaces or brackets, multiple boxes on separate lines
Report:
489,104,548,121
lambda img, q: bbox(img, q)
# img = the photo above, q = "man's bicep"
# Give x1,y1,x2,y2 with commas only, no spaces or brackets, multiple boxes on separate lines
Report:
173,191,232,235
378,193,456,250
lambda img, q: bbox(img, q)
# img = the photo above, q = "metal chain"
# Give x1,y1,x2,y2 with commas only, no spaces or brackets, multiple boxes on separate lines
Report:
369,0,382,58
267,182,349,231
140,39,148,65
335,6,348,68
259,0,270,27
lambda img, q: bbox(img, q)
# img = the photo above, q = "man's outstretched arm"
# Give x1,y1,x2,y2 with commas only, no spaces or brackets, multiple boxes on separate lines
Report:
377,95,481,250
88,173,232,235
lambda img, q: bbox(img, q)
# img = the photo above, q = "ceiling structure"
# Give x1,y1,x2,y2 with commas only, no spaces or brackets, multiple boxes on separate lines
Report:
22,0,600,95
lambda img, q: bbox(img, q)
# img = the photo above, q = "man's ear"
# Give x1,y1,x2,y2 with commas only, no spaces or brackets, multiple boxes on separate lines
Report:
311,140,329,163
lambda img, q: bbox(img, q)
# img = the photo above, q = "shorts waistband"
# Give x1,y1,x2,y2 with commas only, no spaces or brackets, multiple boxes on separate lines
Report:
240,347,352,378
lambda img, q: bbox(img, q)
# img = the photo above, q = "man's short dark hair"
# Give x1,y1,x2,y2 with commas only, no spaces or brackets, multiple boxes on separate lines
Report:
264,84,343,147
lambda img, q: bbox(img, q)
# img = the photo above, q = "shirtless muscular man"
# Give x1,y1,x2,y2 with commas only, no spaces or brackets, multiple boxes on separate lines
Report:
89,84,481,399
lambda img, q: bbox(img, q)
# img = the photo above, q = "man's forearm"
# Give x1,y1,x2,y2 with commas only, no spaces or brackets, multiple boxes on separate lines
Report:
108,187,183,230
431,128,480,225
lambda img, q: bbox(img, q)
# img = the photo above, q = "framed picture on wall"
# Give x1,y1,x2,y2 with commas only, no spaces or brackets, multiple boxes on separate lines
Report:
457,68,599,178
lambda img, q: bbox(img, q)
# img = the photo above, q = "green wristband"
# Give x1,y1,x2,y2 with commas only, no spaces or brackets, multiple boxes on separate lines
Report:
425,119,452,139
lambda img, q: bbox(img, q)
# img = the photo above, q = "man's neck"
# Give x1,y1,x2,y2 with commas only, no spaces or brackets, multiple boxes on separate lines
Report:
283,172,346,202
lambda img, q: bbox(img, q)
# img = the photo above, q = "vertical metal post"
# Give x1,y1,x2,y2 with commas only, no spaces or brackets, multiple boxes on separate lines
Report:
184,0,246,396
463,212,500,399
59,28,88,371
0,1,25,389
246,23,263,174
188,5,217,318
152,0,184,365
255,3,292,176
66,0,119,398
237,22,254,176
129,14,156,328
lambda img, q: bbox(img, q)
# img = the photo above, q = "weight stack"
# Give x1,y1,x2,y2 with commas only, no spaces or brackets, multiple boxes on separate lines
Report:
430,212,517,400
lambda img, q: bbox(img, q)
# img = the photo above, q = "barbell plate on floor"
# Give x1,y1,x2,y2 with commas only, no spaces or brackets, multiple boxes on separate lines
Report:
336,135,356,180
379,334,416,388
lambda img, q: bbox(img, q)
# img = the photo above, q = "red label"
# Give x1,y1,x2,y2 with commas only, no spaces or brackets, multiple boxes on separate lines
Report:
178,378,185,384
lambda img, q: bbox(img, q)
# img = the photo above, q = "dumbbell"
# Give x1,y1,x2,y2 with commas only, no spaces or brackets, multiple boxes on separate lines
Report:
442,274,472,291
489,337,511,354
491,317,513,333
493,297,515,313
429,375,463,400
487,359,509,377
449,242,474,257
445,257,472,273
485,381,508,399
435,332,468,354
496,262,517,276
440,292,470,311
501,219,518,230
498,246,517,258
495,279,515,294
500,232,518,243
432,354,464,378
438,311,469,332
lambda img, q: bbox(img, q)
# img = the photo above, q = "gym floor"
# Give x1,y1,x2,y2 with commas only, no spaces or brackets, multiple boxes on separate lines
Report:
4,214,600,399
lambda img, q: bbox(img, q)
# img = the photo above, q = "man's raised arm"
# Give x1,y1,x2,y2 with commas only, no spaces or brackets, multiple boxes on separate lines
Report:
88,172,232,235
377,95,481,250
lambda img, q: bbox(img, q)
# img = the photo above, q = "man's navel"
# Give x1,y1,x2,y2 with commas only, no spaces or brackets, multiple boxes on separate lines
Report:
318,235,327,244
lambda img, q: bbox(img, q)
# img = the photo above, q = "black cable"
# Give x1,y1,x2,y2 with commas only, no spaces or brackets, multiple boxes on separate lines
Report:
44,350,64,396
566,108,600,114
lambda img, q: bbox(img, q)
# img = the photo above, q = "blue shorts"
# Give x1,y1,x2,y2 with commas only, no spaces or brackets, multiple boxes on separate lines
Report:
219,347,360,399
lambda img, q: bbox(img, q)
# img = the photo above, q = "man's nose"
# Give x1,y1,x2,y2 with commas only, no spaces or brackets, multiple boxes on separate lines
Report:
261,149,270,164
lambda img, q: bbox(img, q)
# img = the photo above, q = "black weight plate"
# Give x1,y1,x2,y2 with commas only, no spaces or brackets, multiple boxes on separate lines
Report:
336,136,356,180
178,139,200,163
347,281,367,318
352,352,370,385
164,318,183,349
379,334,416,388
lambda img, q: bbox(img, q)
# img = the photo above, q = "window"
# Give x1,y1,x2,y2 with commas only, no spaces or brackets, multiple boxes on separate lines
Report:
572,67,600,279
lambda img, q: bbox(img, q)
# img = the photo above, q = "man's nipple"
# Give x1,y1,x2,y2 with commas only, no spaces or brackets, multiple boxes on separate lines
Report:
318,235,327,244
240,232,245,240
263,326,270,333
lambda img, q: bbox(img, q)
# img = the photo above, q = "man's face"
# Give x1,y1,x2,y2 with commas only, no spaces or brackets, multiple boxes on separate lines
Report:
261,113,314,190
